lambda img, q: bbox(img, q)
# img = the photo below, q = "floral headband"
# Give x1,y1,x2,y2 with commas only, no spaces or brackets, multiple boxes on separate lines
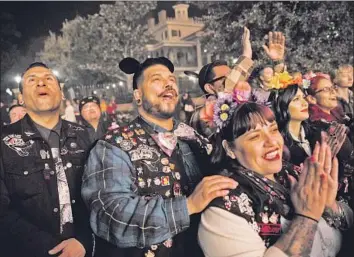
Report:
213,84,252,131
302,72,331,89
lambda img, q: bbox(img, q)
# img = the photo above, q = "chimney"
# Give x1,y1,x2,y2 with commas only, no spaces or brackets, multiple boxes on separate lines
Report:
148,17,155,29
158,10,167,23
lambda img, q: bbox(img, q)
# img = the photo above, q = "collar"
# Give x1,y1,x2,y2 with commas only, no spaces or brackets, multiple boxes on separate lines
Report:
139,115,179,133
21,114,77,141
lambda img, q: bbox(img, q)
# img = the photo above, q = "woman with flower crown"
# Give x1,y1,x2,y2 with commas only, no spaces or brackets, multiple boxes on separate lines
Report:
198,100,353,257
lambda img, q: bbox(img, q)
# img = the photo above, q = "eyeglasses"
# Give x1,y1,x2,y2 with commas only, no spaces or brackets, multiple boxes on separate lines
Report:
314,85,338,94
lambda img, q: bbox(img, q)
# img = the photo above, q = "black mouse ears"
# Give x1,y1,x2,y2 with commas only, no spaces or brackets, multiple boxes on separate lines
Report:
119,57,141,74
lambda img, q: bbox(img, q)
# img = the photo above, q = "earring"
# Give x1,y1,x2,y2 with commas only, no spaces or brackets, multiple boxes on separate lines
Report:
136,99,142,105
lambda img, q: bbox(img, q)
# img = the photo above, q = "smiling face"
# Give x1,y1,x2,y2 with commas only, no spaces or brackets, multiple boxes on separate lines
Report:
312,78,338,110
138,64,179,119
288,88,309,121
21,66,62,114
231,121,284,178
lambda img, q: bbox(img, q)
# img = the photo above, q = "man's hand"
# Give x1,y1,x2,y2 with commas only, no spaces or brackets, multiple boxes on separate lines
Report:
49,238,86,257
262,31,285,61
241,27,252,59
187,175,238,215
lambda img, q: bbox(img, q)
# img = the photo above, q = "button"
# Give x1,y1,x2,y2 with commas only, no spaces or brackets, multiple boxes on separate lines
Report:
70,142,77,148
50,171,55,175
53,208,59,213
66,162,72,168
23,171,29,175
72,200,76,204
184,186,189,190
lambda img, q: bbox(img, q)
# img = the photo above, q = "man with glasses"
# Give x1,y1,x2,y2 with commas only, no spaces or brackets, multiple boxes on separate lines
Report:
188,27,253,138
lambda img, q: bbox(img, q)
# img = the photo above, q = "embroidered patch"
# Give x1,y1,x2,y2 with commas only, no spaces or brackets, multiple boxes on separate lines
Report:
120,140,133,151
173,182,181,196
161,176,170,186
258,223,281,236
3,134,34,156
68,124,84,131
129,144,161,161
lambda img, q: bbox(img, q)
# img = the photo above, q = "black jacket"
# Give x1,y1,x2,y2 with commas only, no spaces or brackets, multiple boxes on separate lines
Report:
0,114,93,257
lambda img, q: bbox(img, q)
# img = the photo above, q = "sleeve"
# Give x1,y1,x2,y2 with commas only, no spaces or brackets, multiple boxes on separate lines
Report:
0,156,61,257
81,140,190,248
198,207,288,257
224,56,254,93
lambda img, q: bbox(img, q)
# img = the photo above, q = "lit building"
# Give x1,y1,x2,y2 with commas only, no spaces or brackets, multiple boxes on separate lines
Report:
146,4,210,95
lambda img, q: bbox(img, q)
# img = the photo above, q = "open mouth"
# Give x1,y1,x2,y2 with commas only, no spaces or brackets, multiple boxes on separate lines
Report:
263,149,280,161
301,108,308,112
160,90,177,100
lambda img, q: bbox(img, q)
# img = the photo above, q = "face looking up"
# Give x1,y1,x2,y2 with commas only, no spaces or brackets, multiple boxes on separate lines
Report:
137,64,179,119
288,88,309,122
21,66,62,114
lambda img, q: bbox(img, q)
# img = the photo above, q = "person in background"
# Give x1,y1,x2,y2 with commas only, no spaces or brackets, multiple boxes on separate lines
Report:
79,96,116,143
8,104,27,124
106,96,118,122
62,99,77,123
189,27,254,138
73,98,81,123
180,92,195,123
0,62,92,257
334,64,353,119
306,74,346,123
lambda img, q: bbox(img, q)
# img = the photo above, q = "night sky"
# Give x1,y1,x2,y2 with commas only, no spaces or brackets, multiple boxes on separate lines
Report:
1,1,201,51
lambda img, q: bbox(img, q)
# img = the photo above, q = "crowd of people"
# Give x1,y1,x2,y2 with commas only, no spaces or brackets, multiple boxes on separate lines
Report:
0,27,353,257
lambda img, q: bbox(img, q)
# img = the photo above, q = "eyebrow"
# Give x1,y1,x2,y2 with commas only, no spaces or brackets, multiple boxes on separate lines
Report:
25,73,54,78
150,73,176,80
246,122,277,135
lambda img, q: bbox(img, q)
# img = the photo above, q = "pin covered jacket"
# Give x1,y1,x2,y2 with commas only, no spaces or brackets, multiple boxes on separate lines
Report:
0,114,93,257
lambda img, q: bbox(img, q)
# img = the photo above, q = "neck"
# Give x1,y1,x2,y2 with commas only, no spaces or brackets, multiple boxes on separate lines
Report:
89,119,100,131
27,110,60,129
265,173,276,182
336,86,349,101
288,120,302,140
138,107,174,131
316,104,332,114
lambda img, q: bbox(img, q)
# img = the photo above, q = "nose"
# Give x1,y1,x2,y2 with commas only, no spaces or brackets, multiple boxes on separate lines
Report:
37,78,46,87
263,131,278,147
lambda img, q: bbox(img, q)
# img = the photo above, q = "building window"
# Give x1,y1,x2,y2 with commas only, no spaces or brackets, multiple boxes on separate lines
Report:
172,30,179,37
161,32,164,40
178,30,181,37
165,30,168,39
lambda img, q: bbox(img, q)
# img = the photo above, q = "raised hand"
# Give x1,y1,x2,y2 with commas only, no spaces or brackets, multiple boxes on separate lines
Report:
241,27,252,59
262,31,285,61
187,175,238,215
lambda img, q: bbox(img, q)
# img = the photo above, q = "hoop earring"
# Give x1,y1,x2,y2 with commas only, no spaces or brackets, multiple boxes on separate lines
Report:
136,99,142,105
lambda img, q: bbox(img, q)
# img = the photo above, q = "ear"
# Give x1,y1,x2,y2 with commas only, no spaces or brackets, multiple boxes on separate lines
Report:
204,83,216,95
61,92,66,101
18,93,24,105
222,140,236,159
133,89,142,105
306,95,317,105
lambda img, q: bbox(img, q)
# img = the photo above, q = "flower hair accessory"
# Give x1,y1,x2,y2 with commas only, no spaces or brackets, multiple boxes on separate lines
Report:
302,71,331,89
213,93,237,131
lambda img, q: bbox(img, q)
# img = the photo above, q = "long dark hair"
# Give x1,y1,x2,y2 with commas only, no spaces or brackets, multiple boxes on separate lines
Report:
211,102,276,165
272,84,309,147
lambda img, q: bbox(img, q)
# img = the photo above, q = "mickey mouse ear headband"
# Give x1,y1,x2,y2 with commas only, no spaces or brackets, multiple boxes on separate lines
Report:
119,57,174,89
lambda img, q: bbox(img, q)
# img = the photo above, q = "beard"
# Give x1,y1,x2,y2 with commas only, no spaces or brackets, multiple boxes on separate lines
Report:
142,95,176,119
